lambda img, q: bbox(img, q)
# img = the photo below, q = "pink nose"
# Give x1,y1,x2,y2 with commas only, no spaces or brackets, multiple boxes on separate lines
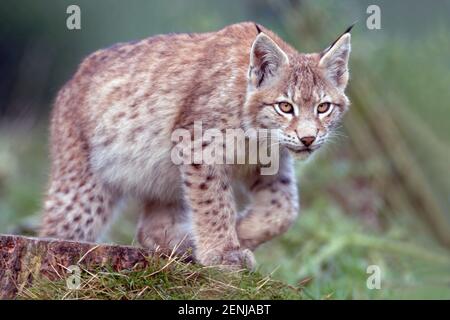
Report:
300,136,315,147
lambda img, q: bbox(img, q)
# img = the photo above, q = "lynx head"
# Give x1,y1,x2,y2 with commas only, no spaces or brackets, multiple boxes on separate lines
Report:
244,26,352,160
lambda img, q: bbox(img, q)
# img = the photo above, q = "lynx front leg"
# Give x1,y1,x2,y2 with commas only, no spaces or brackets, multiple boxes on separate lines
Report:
238,159,299,250
182,164,255,269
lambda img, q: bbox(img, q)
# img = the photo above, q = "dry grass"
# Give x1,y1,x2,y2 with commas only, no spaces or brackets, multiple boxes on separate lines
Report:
19,251,302,300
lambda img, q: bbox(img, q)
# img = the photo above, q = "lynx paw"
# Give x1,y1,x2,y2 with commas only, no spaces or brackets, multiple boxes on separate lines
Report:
197,248,255,270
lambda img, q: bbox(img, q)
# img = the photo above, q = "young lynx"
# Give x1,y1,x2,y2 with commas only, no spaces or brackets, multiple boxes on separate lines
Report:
40,22,352,269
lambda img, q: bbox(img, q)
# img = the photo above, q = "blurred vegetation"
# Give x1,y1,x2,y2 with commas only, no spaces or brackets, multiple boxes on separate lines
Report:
1,0,449,299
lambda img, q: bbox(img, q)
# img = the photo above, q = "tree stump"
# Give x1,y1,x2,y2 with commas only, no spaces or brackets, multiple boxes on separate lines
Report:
0,234,154,299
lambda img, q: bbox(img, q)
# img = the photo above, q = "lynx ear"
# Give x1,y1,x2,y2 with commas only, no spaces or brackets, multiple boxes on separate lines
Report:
249,33,289,88
319,30,352,90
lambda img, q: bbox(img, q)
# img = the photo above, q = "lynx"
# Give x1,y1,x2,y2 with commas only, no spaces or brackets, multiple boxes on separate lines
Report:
40,22,352,269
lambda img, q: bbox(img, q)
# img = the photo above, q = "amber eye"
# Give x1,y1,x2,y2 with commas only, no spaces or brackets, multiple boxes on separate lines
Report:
278,102,294,114
317,102,331,114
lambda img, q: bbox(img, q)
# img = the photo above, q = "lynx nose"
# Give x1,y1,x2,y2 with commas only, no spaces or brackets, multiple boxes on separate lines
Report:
300,136,315,147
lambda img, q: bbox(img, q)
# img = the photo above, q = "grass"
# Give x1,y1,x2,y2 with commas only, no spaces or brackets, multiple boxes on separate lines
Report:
256,201,450,299
19,255,302,300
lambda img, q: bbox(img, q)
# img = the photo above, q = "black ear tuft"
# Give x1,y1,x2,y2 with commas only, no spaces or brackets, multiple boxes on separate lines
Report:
343,21,358,34
255,23,262,34
322,21,357,56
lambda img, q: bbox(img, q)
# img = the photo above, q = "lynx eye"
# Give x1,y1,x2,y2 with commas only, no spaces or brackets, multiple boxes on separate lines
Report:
278,102,294,114
317,102,331,114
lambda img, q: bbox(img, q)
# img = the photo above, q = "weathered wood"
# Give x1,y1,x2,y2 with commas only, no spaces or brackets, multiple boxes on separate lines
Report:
0,234,156,299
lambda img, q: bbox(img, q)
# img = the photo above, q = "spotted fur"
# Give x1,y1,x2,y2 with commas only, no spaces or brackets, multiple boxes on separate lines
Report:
40,22,352,269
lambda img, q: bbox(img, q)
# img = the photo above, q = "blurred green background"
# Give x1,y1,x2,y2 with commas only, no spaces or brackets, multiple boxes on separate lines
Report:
0,0,449,299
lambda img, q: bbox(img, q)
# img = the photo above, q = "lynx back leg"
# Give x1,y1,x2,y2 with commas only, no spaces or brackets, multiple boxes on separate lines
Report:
40,172,119,242
136,201,193,255
39,124,120,242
